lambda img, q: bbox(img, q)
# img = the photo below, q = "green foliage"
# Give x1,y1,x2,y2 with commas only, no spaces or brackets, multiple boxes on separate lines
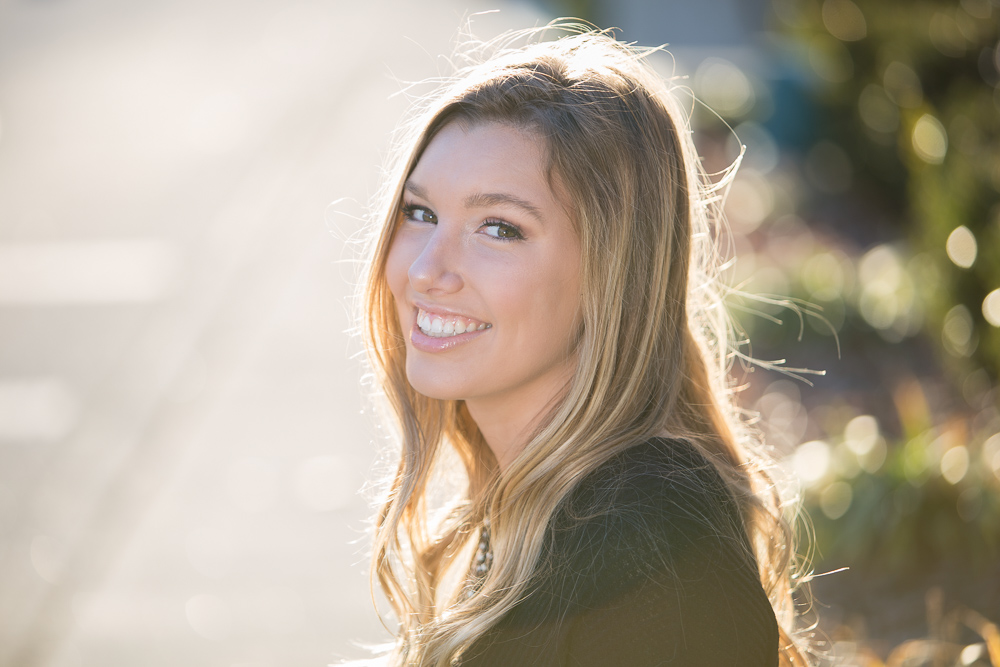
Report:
772,0,1000,382
803,423,1000,579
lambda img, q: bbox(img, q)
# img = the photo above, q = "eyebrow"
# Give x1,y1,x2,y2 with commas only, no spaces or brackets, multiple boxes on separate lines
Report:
404,181,544,223
404,181,430,200
464,192,544,222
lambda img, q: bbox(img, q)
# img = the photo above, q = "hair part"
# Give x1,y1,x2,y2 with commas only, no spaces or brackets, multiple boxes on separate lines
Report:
360,24,814,667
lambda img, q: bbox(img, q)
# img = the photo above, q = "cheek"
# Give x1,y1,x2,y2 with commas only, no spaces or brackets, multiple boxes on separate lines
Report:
511,258,582,345
384,238,411,304
536,246,582,329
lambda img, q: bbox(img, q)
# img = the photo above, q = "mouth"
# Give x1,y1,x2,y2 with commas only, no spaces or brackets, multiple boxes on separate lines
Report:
416,307,492,338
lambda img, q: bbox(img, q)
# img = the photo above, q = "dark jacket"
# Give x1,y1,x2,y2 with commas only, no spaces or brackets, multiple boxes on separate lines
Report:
461,438,780,666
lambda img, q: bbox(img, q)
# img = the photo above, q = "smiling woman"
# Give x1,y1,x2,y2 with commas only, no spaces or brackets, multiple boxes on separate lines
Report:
386,122,582,469
357,24,814,667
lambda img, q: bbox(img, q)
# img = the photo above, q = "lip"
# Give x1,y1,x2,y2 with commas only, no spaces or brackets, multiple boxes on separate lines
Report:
408,303,491,352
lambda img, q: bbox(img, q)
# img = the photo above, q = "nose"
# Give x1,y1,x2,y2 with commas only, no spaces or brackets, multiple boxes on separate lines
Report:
407,227,464,295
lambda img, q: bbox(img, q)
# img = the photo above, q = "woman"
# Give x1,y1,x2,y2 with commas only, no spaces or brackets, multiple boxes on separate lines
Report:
359,25,812,666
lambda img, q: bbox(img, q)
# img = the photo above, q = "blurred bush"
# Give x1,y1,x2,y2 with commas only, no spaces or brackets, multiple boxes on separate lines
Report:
753,0,1000,659
771,0,1000,382
667,0,1000,657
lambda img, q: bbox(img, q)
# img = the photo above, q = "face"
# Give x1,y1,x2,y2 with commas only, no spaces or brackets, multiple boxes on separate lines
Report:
385,121,582,420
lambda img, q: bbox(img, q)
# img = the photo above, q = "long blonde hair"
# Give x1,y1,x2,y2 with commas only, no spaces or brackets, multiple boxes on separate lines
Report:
361,24,812,667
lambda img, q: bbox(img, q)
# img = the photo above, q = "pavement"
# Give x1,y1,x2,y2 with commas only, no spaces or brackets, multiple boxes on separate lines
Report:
0,1,545,665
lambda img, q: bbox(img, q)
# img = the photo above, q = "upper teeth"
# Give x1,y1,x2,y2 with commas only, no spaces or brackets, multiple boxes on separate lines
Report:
417,308,490,338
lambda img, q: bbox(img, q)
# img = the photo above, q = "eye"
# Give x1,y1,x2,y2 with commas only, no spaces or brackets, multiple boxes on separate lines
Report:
481,219,524,241
402,203,437,224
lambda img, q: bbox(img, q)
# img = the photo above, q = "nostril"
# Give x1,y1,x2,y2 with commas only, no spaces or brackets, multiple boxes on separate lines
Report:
408,252,463,294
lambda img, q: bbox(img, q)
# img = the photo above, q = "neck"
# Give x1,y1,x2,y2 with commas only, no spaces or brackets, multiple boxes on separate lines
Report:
464,365,574,472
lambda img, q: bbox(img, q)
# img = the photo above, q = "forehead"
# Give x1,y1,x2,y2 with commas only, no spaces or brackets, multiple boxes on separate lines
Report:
407,121,561,204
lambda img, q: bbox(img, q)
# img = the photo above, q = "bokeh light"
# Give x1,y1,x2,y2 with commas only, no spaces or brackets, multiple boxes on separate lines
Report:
821,0,867,42
943,304,976,357
694,58,755,118
912,113,948,164
857,244,922,341
945,225,977,268
794,440,832,485
940,445,970,484
820,480,853,519
984,433,1000,479
883,61,923,109
929,10,968,57
802,251,850,301
724,169,775,232
982,288,1000,327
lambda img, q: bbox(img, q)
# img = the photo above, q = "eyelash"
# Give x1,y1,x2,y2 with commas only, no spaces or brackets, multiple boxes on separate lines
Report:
400,202,525,242
482,219,524,241
401,203,436,225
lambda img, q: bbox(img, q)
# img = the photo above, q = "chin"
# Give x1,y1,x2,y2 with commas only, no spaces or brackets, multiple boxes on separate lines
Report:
410,385,465,402
404,368,465,402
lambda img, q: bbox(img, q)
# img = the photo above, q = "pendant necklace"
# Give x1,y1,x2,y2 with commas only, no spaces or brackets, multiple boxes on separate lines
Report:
473,517,493,577
462,518,493,601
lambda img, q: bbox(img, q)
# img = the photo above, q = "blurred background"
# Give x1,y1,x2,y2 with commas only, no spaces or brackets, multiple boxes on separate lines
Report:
0,0,997,666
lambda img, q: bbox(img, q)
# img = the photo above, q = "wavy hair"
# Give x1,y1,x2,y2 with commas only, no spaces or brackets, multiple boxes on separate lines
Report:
360,24,813,667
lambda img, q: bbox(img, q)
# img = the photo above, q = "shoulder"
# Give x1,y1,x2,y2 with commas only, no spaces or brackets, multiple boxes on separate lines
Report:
551,438,749,571
576,437,735,505
468,438,779,666
513,438,760,616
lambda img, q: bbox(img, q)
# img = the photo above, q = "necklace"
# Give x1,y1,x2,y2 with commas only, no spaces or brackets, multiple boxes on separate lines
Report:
462,519,493,601
473,518,493,577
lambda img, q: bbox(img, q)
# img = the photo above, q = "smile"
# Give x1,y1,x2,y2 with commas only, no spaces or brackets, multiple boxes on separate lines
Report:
417,308,491,338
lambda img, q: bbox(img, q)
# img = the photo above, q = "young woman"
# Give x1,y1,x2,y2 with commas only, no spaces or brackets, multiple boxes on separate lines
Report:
359,25,812,667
